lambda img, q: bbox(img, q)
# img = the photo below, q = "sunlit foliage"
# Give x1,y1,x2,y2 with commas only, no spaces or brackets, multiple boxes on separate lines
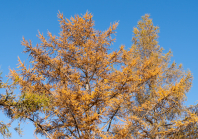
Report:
6,12,198,138
0,73,22,139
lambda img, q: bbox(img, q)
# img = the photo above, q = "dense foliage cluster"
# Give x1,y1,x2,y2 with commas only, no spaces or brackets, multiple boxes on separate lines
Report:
1,12,198,139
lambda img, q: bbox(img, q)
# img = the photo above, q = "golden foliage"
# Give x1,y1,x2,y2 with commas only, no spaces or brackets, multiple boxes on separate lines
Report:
7,12,198,138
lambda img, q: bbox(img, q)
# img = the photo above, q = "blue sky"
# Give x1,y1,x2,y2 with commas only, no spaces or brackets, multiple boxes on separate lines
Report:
0,0,198,138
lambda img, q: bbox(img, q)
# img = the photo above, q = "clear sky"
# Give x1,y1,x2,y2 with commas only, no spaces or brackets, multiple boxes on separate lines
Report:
0,0,198,138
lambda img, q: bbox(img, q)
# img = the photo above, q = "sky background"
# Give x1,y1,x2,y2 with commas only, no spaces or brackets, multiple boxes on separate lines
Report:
0,0,198,138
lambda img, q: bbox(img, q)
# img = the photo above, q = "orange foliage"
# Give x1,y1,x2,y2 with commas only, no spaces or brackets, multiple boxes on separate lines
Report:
7,12,198,138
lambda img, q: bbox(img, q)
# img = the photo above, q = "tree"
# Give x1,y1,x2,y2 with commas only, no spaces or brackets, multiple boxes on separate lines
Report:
0,73,12,139
0,73,22,139
7,12,198,138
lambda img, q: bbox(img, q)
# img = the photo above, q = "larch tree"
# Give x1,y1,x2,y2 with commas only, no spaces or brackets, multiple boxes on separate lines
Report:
0,73,12,139
5,12,198,138
0,73,22,139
